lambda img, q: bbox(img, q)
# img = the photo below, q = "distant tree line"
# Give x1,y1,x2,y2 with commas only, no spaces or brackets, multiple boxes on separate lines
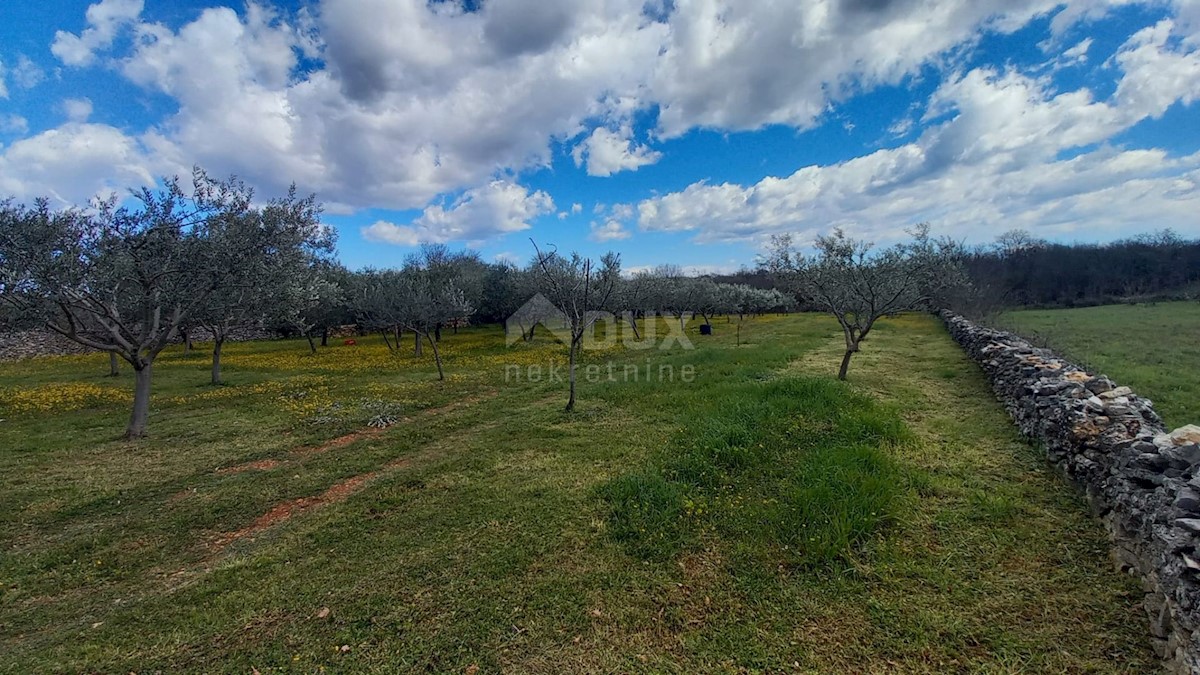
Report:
955,229,1200,310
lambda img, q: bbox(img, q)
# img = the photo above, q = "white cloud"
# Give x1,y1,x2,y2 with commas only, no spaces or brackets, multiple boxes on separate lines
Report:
638,23,1200,245
51,0,144,66
649,0,1083,137
0,56,45,96
0,123,162,205
11,56,44,89
62,98,94,122
589,220,631,241
361,180,554,246
588,202,635,241
888,116,915,137
12,0,1199,248
0,115,28,134
35,0,1119,212
1062,37,1094,64
572,126,662,176
1114,20,1200,118
571,202,582,214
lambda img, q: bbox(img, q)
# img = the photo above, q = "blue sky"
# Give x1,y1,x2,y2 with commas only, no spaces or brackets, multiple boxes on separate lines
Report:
1,1,1198,273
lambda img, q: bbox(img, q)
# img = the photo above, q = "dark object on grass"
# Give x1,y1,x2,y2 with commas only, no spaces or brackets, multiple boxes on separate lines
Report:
699,324,712,335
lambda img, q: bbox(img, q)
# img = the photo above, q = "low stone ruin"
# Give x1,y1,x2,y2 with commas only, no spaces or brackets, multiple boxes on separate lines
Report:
941,310,1200,673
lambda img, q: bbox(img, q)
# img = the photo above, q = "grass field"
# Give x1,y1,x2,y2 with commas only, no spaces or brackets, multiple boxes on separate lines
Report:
1001,301,1200,427
0,314,1155,672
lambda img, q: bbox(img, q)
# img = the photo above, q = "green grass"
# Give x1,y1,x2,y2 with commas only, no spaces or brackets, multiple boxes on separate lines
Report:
1000,301,1200,426
601,376,909,566
0,314,1154,672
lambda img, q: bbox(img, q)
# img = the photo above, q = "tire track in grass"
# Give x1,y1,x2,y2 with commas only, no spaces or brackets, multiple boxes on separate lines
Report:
207,390,499,477
197,389,508,560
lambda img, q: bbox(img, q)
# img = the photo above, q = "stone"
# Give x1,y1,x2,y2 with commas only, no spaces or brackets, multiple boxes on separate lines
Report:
1085,376,1115,394
1164,444,1200,470
1175,488,1200,514
1168,426,1200,447
1099,385,1134,400
1136,453,1171,472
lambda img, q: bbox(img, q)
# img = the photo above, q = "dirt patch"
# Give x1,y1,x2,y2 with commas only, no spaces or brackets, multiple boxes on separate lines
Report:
210,472,381,551
291,427,385,459
205,390,500,480
201,390,499,553
214,458,282,475
400,389,501,422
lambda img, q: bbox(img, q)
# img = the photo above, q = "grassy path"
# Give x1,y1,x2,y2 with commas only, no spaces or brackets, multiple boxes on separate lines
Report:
788,314,1153,671
0,314,1155,672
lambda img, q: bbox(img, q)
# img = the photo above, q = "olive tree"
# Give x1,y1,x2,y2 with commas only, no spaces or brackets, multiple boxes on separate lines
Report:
197,186,333,382
0,170,328,438
612,270,656,340
530,242,619,412
394,263,473,380
350,269,405,350
274,260,343,355
764,224,964,380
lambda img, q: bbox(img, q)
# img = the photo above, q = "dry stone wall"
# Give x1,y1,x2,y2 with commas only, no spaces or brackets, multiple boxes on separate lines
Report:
0,329,93,361
941,310,1200,673
0,326,279,362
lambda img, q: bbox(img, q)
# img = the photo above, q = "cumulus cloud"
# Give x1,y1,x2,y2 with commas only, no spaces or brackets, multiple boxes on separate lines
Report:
649,0,1081,137
638,21,1200,245
1062,37,1094,64
0,115,29,134
0,56,45,96
10,56,44,89
51,0,144,66
589,220,631,241
62,98,94,122
361,180,554,246
0,123,163,205
587,202,635,241
572,126,662,176
9,0,1198,247
35,0,1121,211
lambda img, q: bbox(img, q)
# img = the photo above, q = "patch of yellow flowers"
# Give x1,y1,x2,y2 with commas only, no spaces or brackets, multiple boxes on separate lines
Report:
0,382,131,413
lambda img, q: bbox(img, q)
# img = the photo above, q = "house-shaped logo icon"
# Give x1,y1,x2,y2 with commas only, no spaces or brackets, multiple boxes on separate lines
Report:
505,293,571,346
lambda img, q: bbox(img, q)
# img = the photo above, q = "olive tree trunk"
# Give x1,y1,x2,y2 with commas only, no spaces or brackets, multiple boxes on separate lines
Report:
427,334,444,381
126,363,153,439
108,351,120,377
565,339,579,412
837,348,855,381
211,339,224,385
